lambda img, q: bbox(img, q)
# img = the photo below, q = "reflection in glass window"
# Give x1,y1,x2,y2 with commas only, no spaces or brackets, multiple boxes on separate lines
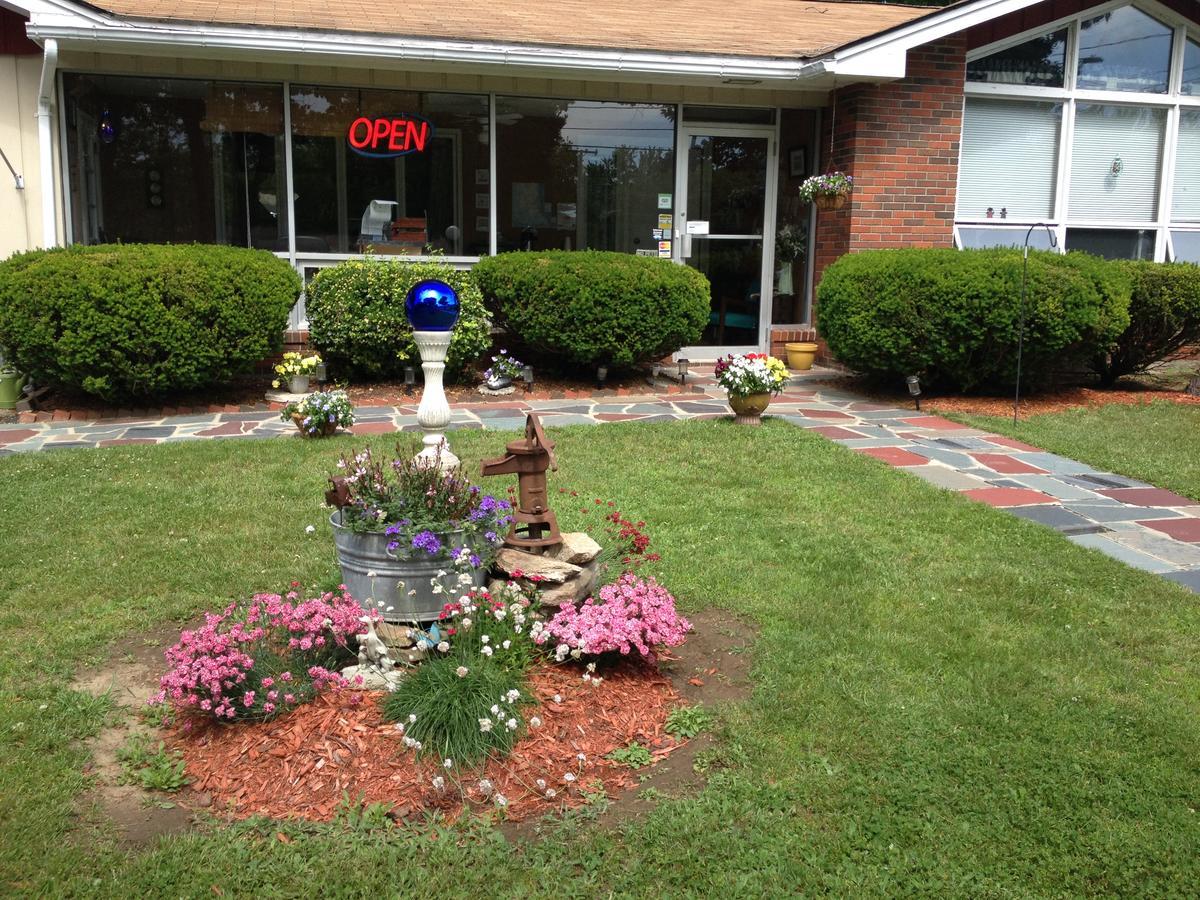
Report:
1065,228,1155,259
1076,5,1173,93
1172,231,1200,263
1184,37,1200,97
63,74,285,248
957,99,1061,220
967,29,1067,87
957,226,1057,250
772,108,815,325
290,86,489,255
494,98,674,254
1175,110,1200,223
1069,104,1164,222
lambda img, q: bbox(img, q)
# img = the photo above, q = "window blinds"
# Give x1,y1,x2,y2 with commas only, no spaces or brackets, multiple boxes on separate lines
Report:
957,99,1061,220
1069,104,1164,222
1173,111,1200,223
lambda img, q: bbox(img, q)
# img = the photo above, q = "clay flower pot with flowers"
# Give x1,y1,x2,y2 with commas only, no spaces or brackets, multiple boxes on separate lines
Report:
798,171,854,211
714,353,789,426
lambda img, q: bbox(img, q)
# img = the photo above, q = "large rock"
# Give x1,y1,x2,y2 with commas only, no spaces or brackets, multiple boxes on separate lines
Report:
537,560,601,608
549,532,603,566
494,548,583,584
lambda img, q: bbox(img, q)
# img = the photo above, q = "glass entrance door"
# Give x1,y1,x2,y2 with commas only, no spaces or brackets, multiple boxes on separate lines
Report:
676,126,776,356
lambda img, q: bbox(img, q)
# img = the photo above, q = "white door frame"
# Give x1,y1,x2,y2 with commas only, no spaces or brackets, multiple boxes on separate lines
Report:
674,122,778,360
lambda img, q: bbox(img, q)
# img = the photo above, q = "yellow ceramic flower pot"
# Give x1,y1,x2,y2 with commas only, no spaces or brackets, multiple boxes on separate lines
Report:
785,341,819,371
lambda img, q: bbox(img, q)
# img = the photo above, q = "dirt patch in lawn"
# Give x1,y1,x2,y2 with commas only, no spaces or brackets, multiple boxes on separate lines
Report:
70,625,198,848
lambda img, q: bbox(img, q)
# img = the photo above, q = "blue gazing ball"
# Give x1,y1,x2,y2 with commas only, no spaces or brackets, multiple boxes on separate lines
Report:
405,279,460,331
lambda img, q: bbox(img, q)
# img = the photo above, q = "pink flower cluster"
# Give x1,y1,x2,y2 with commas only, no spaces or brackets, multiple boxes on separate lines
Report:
150,585,369,722
535,574,691,661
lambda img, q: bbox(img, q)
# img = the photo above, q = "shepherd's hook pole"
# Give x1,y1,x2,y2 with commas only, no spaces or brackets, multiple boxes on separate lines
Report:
1014,223,1059,425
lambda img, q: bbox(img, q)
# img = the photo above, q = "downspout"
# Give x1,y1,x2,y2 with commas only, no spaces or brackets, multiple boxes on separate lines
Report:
36,38,58,248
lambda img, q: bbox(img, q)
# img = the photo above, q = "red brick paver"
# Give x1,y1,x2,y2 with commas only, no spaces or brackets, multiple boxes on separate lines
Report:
1138,518,1200,542
963,487,1056,507
808,425,865,440
1098,488,1196,508
349,422,398,435
855,447,930,467
969,453,1047,475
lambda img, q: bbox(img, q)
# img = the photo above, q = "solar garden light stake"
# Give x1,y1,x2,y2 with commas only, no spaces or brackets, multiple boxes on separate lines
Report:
521,365,534,394
403,365,416,396
405,279,461,471
1014,223,1058,425
906,374,921,411
677,358,690,384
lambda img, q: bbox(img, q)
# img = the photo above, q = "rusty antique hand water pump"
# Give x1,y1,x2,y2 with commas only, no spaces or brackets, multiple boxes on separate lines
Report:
480,412,562,549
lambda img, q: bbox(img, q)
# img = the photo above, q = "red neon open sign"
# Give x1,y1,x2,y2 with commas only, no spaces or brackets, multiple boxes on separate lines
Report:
346,115,434,158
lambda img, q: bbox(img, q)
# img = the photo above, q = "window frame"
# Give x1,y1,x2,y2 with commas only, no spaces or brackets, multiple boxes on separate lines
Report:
959,0,1200,261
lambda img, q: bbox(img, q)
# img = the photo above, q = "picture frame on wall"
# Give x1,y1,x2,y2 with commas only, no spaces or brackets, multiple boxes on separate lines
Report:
788,148,807,179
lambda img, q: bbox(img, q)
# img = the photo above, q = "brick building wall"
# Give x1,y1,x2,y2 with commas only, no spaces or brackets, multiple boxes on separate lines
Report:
810,35,968,332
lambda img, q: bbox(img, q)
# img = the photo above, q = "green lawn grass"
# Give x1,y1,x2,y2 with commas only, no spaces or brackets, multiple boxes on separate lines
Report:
2,421,1199,896
949,400,1200,502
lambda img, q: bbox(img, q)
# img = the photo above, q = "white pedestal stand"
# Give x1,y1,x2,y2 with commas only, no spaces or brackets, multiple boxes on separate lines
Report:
411,329,459,471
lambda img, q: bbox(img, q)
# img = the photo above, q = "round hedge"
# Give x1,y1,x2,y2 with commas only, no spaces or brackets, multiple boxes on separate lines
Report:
0,243,300,402
305,257,490,380
816,248,1132,391
471,251,710,369
1095,260,1200,385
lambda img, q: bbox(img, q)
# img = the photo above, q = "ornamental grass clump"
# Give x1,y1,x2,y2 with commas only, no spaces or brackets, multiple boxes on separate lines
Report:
150,585,368,723
713,353,789,398
533,574,691,662
383,656,529,764
329,445,513,563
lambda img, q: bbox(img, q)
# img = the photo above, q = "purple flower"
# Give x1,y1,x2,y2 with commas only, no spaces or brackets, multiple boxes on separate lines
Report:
411,530,442,555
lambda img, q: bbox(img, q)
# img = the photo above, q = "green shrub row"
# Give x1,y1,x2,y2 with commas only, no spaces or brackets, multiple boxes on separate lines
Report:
0,244,300,402
472,250,710,369
304,256,490,380
816,248,1141,392
1096,260,1200,385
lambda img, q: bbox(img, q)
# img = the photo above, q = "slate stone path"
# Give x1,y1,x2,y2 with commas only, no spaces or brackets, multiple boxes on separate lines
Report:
1,370,1197,593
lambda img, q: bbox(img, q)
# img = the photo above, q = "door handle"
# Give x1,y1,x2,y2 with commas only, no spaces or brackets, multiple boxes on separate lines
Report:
680,233,693,259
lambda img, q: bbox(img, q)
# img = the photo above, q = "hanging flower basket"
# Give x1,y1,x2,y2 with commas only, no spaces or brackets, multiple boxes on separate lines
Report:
814,194,848,211
799,172,854,211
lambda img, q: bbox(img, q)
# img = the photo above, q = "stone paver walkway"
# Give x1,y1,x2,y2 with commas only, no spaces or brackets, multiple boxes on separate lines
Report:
1,370,1197,593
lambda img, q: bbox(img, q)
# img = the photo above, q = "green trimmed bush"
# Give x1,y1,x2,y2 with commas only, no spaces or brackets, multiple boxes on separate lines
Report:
471,251,710,369
0,243,299,402
816,248,1131,391
1094,260,1200,386
305,257,489,380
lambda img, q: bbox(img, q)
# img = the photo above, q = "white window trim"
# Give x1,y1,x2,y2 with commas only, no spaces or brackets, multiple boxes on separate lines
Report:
959,0,1200,261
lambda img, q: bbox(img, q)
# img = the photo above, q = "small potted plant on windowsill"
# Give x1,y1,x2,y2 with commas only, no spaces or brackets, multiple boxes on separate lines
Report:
798,171,854,211
272,351,322,394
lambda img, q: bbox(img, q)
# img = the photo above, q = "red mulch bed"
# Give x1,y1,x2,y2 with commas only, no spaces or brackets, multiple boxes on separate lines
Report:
929,386,1200,417
170,660,681,823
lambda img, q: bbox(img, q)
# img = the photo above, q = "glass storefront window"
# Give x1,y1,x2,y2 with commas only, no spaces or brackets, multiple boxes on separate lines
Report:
1171,231,1200,263
1175,110,1200,222
63,74,285,248
1076,5,1173,93
957,226,1058,250
494,97,674,254
957,99,1062,220
1069,104,1164,222
771,109,815,325
1184,37,1200,96
967,28,1068,87
1065,227,1155,259
289,86,489,255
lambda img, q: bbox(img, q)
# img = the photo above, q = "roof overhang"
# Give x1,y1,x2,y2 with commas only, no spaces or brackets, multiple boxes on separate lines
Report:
19,0,1060,89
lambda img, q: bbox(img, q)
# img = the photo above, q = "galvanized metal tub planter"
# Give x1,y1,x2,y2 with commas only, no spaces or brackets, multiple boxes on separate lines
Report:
329,510,486,624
